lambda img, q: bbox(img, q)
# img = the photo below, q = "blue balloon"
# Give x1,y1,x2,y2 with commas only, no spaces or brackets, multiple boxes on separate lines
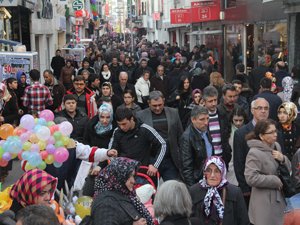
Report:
37,118,47,126
3,141,12,153
33,124,42,133
22,151,31,160
9,138,22,154
53,161,63,168
28,152,42,167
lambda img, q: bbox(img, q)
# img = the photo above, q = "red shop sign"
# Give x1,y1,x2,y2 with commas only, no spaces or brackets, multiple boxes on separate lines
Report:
191,1,220,23
170,8,191,24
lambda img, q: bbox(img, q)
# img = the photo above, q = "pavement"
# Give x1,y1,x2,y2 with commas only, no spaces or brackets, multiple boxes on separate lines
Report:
1,160,23,190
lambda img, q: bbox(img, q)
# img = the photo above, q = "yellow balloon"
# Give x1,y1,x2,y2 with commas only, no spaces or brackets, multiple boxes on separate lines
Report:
38,141,46,150
74,196,93,219
61,136,70,146
45,154,54,164
29,134,39,143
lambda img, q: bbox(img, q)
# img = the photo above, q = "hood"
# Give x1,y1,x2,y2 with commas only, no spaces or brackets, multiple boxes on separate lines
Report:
247,139,280,152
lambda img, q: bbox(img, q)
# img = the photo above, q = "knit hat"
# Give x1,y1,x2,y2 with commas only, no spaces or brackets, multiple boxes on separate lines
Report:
136,184,156,204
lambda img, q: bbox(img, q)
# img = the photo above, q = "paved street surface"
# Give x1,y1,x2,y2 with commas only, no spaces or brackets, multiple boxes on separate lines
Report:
1,160,23,190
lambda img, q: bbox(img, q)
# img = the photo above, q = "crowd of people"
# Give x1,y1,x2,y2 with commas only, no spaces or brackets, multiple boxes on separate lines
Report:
0,35,300,225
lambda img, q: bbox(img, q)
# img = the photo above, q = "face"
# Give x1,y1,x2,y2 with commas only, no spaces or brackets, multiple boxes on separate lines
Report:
83,61,90,68
43,72,53,85
125,58,131,66
251,99,269,122
34,184,52,205
66,61,71,67
278,108,288,124
223,90,237,106
102,86,111,96
124,93,134,105
64,100,77,113
204,164,222,187
204,96,218,112
56,50,61,56
112,58,118,65
103,65,109,72
149,98,165,114
232,115,244,128
193,93,202,105
183,79,190,90
99,112,111,126
119,74,128,86
157,67,164,76
191,113,209,131
9,81,18,90
143,72,150,81
20,75,26,84
117,118,134,132
141,61,147,68
73,80,86,94
92,78,100,88
125,171,136,191
233,83,242,95
82,72,89,80
260,124,277,146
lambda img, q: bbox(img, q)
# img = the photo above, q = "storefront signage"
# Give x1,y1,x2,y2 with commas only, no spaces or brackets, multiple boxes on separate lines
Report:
170,8,191,24
152,12,160,21
72,0,83,11
191,1,220,23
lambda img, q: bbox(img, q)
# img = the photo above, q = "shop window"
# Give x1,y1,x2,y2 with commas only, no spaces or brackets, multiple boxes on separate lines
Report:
226,0,237,8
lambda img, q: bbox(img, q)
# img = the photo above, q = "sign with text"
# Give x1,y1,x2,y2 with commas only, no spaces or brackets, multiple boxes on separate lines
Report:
72,0,83,11
191,1,220,22
170,8,191,24
152,12,160,21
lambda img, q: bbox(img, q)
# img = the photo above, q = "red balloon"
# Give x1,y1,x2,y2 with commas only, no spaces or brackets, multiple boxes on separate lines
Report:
0,158,8,167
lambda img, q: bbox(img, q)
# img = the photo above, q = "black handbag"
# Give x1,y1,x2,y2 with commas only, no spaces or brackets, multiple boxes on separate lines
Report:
277,161,296,198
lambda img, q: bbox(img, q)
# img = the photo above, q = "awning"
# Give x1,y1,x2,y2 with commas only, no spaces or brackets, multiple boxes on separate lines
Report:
0,39,22,46
188,30,222,35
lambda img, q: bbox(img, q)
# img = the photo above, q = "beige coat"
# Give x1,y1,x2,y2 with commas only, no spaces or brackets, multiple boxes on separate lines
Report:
245,139,291,225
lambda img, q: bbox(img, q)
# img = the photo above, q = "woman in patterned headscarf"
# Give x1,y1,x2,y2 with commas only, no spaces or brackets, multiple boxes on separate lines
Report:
189,156,249,225
277,102,300,160
9,169,57,214
277,76,294,102
91,157,154,225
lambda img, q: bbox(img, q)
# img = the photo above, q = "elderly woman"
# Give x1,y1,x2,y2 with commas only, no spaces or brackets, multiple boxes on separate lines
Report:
190,156,249,225
245,119,291,225
277,102,300,160
91,157,154,225
9,169,57,214
135,70,151,109
83,103,114,148
154,180,202,225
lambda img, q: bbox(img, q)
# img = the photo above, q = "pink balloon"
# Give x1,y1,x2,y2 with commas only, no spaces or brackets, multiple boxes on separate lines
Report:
59,121,73,136
54,147,69,163
39,110,54,122
20,114,35,130
47,136,55,145
20,131,32,142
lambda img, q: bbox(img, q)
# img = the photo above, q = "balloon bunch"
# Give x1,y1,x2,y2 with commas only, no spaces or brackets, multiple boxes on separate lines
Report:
90,0,98,21
0,110,73,171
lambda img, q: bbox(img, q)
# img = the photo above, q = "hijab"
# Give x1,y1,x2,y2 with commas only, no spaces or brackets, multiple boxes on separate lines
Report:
282,76,294,102
278,102,298,129
94,103,113,135
10,169,57,207
199,156,228,221
94,157,154,225
0,83,11,111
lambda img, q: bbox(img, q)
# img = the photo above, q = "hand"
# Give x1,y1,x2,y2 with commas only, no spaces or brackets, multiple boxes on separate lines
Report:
147,164,158,176
67,139,76,148
272,150,284,162
176,95,180,100
0,116,4,122
107,149,118,157
243,192,251,197
90,166,101,176
133,218,147,225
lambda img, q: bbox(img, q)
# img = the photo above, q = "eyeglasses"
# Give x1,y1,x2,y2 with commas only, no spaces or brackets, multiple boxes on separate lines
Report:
264,129,277,135
253,106,269,111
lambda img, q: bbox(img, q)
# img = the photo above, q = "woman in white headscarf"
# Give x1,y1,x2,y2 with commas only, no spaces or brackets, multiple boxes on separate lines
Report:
190,156,249,225
277,76,294,102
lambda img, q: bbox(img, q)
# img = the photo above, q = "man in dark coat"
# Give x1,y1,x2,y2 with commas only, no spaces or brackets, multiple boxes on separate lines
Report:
51,49,65,80
43,69,66,112
113,71,136,102
136,91,183,181
253,77,282,121
150,65,169,98
274,61,289,91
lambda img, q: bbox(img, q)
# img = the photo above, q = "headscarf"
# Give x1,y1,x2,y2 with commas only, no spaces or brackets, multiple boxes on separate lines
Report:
192,89,202,103
94,157,154,225
278,102,298,126
0,83,11,111
94,103,113,135
16,71,26,83
282,76,294,102
10,169,57,207
199,156,228,220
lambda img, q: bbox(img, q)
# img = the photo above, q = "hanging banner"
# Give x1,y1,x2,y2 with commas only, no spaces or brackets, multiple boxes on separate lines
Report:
170,8,191,24
152,12,160,21
191,1,220,23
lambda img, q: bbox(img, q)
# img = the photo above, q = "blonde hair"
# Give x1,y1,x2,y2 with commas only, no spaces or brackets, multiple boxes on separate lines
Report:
210,72,224,87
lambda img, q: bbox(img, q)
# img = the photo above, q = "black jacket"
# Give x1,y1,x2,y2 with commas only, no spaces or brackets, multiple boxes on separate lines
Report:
160,215,203,225
109,120,166,168
45,79,66,111
56,109,88,142
92,191,143,225
180,125,213,186
190,183,250,225
113,83,137,102
83,115,113,148
51,56,65,78
2,92,19,125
